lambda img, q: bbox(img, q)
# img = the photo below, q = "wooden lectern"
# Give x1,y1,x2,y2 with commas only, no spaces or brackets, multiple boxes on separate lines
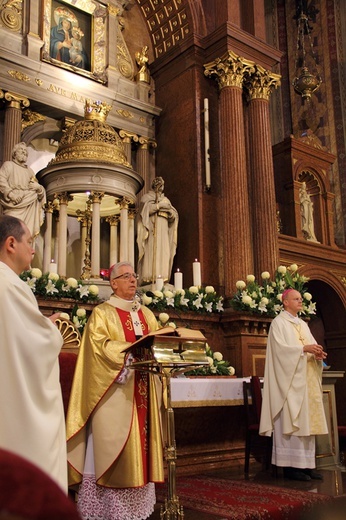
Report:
122,327,209,519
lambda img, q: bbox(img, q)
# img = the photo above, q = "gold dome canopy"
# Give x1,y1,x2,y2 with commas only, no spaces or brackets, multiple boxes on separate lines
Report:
49,100,131,167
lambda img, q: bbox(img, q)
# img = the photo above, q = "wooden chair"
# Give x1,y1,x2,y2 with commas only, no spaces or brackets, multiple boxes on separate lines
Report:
243,376,272,475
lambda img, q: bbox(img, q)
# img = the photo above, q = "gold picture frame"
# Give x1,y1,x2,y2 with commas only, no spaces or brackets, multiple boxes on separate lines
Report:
41,0,108,84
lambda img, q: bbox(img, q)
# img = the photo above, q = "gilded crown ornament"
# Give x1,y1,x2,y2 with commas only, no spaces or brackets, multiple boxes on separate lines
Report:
84,99,112,122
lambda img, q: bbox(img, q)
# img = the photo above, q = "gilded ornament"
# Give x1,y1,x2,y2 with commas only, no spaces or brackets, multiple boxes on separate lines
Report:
244,65,281,101
204,51,255,90
0,0,22,31
116,109,134,119
22,109,46,130
7,70,30,82
50,100,130,168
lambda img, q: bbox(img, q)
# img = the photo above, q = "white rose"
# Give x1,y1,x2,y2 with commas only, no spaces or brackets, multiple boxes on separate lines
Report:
277,293,283,302
246,274,255,283
207,356,214,367
76,308,87,317
242,294,252,305
59,312,70,321
175,288,185,296
277,265,287,274
66,277,78,288
261,297,269,305
88,284,99,295
142,294,153,305
48,272,59,281
159,312,169,324
236,280,246,290
289,263,298,272
30,268,42,278
168,322,177,329
213,352,223,362
261,271,270,280
228,366,235,376
189,286,199,294
303,292,312,301
142,294,152,305
154,290,163,298
163,290,174,298
205,286,215,293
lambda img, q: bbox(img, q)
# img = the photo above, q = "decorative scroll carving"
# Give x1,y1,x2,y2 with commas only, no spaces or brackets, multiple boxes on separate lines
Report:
204,51,255,90
244,64,281,101
0,0,22,32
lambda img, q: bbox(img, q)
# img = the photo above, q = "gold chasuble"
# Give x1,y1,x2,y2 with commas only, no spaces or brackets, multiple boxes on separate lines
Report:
66,295,164,489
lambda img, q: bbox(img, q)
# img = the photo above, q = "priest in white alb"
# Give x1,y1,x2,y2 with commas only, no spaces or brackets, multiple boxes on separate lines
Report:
259,288,328,481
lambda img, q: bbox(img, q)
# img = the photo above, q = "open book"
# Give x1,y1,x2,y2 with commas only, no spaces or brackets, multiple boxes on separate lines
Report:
121,326,208,366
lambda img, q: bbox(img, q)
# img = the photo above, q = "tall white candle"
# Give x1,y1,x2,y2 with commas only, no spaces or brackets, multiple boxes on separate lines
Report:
49,260,58,274
156,275,164,291
193,259,201,287
174,269,183,290
204,98,211,189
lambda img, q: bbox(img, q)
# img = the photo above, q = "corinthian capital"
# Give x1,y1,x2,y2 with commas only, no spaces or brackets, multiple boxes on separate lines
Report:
204,50,255,89
245,65,281,101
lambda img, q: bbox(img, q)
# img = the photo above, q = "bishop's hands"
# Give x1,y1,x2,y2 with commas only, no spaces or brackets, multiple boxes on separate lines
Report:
303,343,327,361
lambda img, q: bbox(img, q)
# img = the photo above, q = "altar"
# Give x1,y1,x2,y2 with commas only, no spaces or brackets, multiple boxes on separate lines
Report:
170,373,344,473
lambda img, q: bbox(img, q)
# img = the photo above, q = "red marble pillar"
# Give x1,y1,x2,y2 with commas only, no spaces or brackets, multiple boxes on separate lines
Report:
219,85,254,294
246,68,281,278
204,51,257,295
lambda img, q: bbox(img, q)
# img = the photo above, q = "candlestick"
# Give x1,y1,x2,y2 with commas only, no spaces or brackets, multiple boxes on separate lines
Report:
174,269,183,290
192,259,201,287
49,260,58,274
204,98,211,189
156,275,164,291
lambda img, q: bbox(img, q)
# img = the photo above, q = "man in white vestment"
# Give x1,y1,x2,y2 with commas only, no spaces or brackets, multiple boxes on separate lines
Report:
137,177,178,285
0,215,67,492
0,142,46,238
67,261,164,520
259,288,328,481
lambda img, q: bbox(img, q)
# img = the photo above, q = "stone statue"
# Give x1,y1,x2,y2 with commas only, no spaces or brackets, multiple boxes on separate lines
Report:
299,182,318,242
135,45,150,83
137,177,178,285
0,142,46,238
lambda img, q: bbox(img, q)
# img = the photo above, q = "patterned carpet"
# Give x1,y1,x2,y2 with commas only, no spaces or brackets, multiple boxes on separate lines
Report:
156,475,334,520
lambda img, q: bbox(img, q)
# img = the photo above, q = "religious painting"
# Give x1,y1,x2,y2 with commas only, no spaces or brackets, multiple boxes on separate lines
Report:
41,0,108,84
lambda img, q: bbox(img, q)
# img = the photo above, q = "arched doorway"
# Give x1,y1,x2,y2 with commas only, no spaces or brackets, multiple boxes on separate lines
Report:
308,279,346,425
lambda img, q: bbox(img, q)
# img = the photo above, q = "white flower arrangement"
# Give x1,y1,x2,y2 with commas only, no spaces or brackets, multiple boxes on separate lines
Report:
230,265,317,318
185,344,235,377
140,285,224,314
20,269,100,303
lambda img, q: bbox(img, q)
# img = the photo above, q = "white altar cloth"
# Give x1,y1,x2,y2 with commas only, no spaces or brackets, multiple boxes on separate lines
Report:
170,377,250,407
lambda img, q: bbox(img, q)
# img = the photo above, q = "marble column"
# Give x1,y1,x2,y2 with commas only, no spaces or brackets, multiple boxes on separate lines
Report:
204,51,255,295
245,65,281,278
119,197,130,262
137,137,157,195
89,191,104,278
106,215,120,268
3,91,30,162
55,192,73,277
128,209,137,267
43,202,54,273
119,130,138,166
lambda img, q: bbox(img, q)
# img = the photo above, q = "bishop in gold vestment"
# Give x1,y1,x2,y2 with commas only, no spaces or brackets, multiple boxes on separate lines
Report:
67,262,164,520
